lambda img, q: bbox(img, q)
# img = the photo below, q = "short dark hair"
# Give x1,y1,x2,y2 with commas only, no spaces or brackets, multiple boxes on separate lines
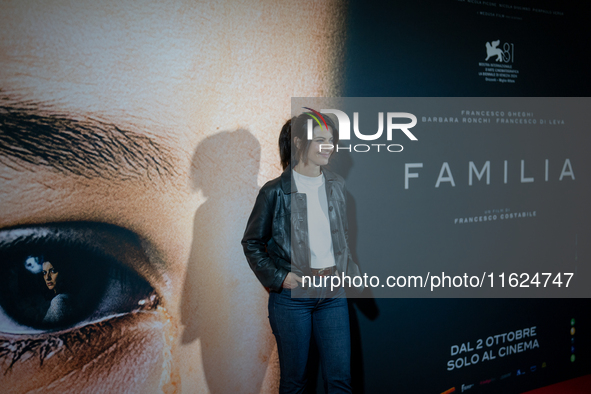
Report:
278,112,338,170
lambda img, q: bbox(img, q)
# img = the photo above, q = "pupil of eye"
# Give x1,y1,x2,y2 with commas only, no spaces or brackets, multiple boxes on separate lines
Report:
0,241,154,331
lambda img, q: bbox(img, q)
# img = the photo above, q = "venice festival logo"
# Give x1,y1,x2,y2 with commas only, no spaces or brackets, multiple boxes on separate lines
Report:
485,40,514,63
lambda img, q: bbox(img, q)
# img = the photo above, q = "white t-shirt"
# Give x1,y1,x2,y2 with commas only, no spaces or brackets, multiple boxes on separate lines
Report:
293,170,336,269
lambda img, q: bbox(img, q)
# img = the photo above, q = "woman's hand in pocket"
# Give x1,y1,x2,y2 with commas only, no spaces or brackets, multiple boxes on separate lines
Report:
282,272,302,289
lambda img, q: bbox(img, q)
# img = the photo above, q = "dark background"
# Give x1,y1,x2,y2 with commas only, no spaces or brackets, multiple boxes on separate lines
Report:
313,0,591,393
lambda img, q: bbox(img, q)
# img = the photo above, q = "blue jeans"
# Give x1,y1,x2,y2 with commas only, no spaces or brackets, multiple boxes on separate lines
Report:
268,286,352,394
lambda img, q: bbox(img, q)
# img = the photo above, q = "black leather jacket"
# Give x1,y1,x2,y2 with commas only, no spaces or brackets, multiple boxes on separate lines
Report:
242,167,363,292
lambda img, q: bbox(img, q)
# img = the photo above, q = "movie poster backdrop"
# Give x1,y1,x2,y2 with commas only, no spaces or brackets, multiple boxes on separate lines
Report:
0,0,590,393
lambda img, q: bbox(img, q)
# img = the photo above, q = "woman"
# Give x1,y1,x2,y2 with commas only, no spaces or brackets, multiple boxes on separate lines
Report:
42,260,74,325
242,112,363,393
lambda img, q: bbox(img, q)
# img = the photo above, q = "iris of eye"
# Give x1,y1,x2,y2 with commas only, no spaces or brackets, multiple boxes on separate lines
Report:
0,243,155,332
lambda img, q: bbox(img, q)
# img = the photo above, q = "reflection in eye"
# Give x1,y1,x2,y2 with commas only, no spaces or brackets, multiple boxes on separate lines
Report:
0,223,159,336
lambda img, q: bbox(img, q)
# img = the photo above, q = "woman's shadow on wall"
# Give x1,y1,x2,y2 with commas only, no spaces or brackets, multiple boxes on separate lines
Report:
181,130,272,393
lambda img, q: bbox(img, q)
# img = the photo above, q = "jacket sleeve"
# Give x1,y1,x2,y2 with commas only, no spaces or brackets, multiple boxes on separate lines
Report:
343,183,365,293
242,188,288,291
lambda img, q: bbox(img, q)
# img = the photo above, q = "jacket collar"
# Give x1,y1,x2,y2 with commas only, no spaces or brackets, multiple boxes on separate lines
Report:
280,166,336,194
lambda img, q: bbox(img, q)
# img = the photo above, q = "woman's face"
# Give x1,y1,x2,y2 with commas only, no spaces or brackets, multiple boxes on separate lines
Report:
0,0,345,393
302,125,335,168
42,262,59,291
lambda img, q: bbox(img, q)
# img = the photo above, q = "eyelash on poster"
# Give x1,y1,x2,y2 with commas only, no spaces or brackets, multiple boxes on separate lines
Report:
0,301,159,371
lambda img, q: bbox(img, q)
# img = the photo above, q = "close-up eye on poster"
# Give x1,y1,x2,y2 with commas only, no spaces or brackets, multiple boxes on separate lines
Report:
0,1,589,393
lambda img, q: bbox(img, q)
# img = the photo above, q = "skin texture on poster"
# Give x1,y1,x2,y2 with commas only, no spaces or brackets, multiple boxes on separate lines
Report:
0,0,346,392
